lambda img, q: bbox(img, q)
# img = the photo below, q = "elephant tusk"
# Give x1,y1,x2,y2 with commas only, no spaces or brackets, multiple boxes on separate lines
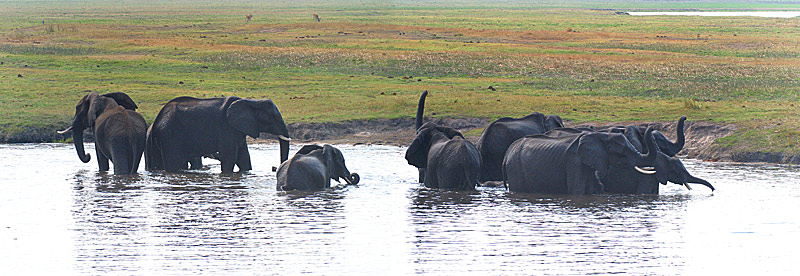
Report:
641,167,655,170
57,126,73,134
278,135,292,141
683,182,693,190
634,166,657,175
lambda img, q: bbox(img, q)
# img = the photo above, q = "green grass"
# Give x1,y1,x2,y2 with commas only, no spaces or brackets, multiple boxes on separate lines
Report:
1,0,800,155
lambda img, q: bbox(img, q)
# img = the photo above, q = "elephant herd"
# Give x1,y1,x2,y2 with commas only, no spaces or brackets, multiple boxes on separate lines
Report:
59,91,714,195
403,91,714,195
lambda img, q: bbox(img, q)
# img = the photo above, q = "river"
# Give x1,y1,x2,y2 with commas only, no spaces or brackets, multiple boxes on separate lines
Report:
1,143,798,275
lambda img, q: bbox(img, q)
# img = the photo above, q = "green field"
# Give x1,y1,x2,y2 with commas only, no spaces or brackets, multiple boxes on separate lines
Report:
1,0,799,155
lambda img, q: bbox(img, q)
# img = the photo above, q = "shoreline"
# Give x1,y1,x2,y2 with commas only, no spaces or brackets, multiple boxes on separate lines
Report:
4,117,799,165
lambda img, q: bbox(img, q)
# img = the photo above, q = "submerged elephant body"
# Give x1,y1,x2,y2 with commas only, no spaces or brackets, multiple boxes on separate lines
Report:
503,129,659,195
406,91,482,190
59,92,147,174
145,96,290,174
276,144,359,191
477,112,563,182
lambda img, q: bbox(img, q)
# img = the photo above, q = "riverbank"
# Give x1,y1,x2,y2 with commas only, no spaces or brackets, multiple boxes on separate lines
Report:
3,117,798,165
266,117,798,165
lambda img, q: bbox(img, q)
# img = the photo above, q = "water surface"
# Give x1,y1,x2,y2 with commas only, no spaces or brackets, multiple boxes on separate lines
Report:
629,11,800,18
1,143,798,275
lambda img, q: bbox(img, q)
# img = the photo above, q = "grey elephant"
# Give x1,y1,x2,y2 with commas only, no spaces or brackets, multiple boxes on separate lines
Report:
571,117,712,194
406,91,481,190
145,96,290,173
405,122,482,190
276,144,360,191
476,112,563,182
503,128,662,194
58,92,147,174
597,116,686,157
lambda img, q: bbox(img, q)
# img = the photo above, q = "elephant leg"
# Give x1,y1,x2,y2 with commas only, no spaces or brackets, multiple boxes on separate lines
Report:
418,168,425,183
235,145,252,172
96,146,110,172
111,150,131,175
565,165,596,195
217,145,239,174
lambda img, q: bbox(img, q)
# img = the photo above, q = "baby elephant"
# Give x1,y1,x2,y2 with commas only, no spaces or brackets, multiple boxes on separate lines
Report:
276,144,360,191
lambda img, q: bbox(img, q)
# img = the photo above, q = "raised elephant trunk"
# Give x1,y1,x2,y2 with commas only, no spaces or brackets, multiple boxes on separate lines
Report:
641,127,658,165
660,116,686,156
415,90,428,131
279,137,290,164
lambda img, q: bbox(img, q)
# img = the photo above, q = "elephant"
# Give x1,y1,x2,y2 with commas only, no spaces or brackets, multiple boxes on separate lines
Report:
476,112,564,183
596,116,686,157
145,96,290,174
503,128,661,195
276,144,360,191
57,92,147,174
543,127,714,194
405,122,482,190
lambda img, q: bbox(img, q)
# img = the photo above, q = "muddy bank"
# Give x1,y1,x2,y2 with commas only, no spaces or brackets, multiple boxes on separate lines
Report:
4,117,798,165
259,117,799,165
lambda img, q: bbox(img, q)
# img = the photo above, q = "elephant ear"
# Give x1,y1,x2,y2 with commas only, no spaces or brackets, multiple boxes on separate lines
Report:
578,132,609,177
296,144,323,155
405,128,432,168
101,92,138,110
322,144,338,181
226,99,260,138
85,93,102,128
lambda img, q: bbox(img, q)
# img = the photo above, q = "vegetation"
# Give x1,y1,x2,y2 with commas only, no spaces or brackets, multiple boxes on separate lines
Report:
1,0,799,155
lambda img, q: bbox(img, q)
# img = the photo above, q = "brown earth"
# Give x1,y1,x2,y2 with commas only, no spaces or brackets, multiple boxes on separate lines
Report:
6,117,798,164
257,117,799,165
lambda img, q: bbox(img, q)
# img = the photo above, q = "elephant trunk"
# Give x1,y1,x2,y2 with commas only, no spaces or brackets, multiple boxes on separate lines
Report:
663,116,686,156
345,173,360,185
415,90,428,131
279,137,289,164
641,127,658,164
71,128,92,163
687,174,715,191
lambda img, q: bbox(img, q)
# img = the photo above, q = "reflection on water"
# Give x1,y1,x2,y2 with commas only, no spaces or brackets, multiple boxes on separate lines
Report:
0,144,799,275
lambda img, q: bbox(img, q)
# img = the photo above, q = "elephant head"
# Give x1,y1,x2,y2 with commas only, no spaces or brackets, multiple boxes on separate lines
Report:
297,144,359,185
405,124,463,168
226,98,291,163
577,128,658,182
544,114,564,131
58,92,133,163
601,128,713,193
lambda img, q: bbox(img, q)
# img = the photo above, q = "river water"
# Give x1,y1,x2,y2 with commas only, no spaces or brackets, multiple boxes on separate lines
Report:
0,143,798,275
628,11,800,18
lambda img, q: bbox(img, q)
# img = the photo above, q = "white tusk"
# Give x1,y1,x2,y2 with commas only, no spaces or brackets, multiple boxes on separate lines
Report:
642,167,655,170
57,126,73,134
634,166,657,175
683,183,693,190
278,135,292,141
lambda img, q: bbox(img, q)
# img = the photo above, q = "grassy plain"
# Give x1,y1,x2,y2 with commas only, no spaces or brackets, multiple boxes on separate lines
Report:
1,0,799,155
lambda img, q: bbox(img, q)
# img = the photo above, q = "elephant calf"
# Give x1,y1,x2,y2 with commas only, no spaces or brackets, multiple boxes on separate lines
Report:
58,92,147,174
405,122,482,190
276,144,360,191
